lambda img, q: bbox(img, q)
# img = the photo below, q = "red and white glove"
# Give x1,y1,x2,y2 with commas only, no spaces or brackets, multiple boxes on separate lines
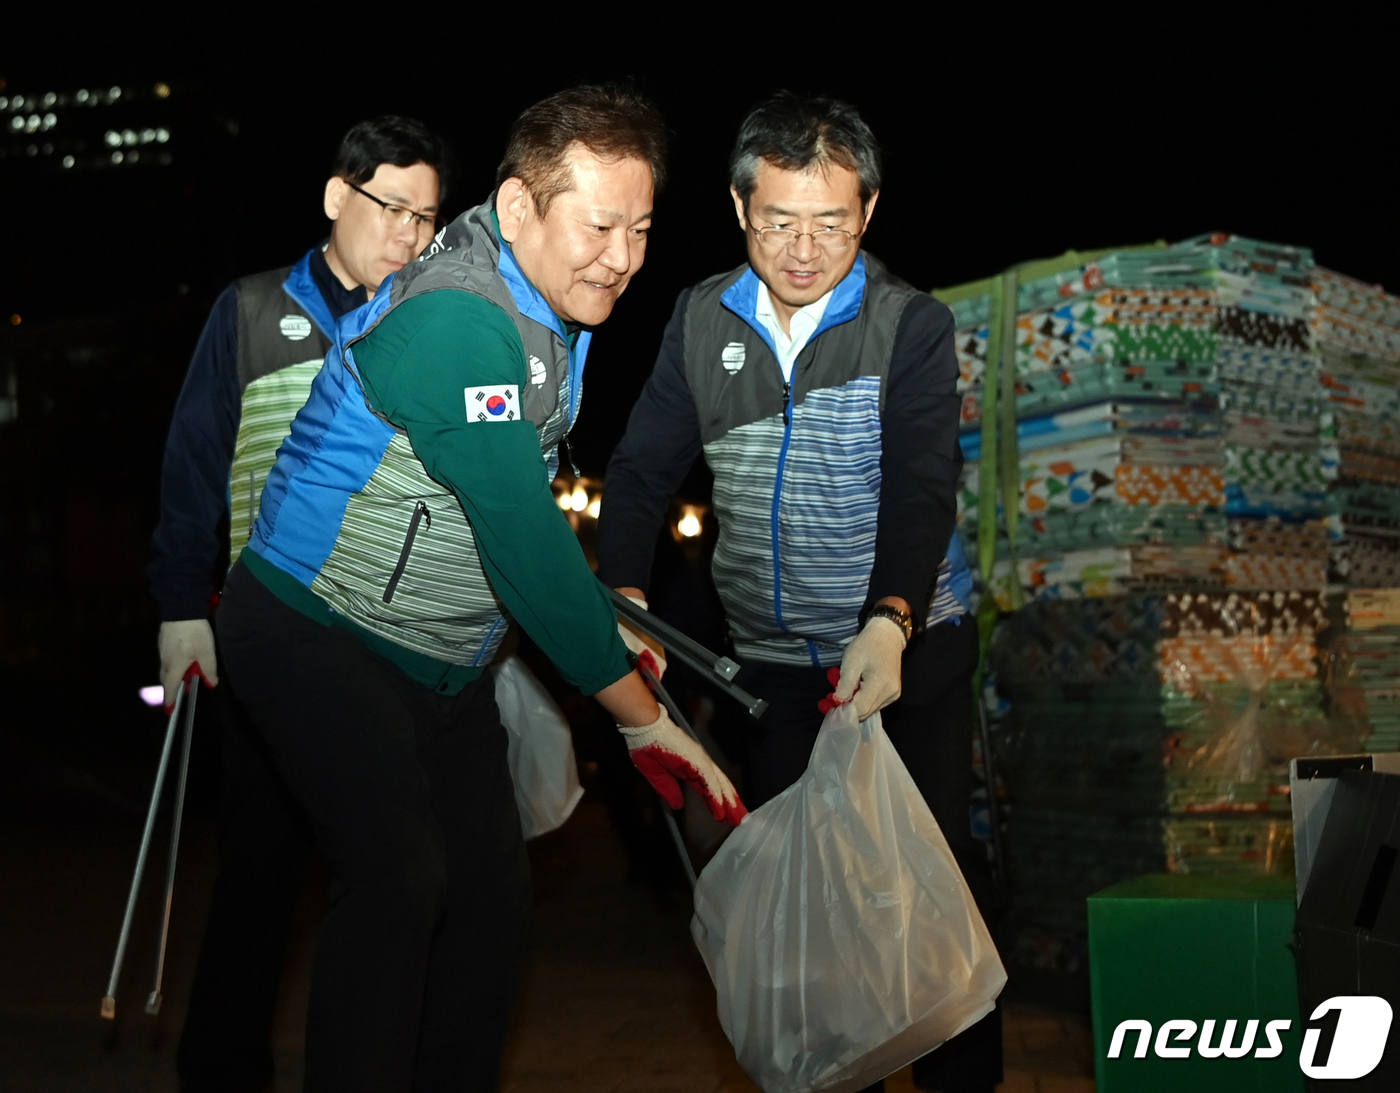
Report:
617,594,668,679
620,709,747,825
827,616,906,721
158,619,218,711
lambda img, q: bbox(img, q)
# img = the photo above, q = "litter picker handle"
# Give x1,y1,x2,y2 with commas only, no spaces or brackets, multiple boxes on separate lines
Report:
610,588,768,720
628,652,701,889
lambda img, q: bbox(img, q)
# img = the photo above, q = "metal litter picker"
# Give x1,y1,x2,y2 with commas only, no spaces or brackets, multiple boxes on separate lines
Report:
611,589,767,886
101,669,201,1019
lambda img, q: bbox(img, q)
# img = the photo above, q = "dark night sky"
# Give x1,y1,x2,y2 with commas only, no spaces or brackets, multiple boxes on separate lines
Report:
2,17,1396,479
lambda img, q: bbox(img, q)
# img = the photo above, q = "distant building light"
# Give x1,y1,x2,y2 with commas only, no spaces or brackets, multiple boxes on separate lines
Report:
9,315,21,326
570,486,588,512
74,89,88,104
128,151,139,164
9,116,22,131
42,92,56,108
677,509,703,538
41,143,53,155
121,129,137,145
140,128,155,144
586,498,601,519
111,151,123,164
108,86,122,101
154,82,170,99
104,130,120,146
139,685,163,707
0,97,8,110
61,155,74,168
25,114,39,133
155,127,169,143
41,112,55,129
555,489,572,511
25,144,37,156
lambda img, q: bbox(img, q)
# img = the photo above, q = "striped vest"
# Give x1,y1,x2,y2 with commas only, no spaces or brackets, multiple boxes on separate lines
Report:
226,251,336,562
247,201,582,667
684,255,972,667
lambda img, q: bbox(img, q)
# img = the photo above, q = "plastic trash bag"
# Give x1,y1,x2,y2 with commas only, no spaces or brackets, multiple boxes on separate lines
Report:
692,703,1006,1093
492,655,583,839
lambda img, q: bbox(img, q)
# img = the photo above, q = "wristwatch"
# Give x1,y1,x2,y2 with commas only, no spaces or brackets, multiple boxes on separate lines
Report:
868,603,913,643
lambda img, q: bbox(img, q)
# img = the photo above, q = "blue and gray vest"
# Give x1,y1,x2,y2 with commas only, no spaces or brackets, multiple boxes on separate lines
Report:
227,251,337,561
246,200,584,668
685,255,972,667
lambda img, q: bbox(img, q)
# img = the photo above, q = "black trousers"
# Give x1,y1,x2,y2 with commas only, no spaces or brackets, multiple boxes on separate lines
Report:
213,561,531,1093
177,681,313,1093
737,617,1003,1093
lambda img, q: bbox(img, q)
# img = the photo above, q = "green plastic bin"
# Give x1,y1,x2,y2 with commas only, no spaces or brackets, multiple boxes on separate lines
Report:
1088,873,1303,1092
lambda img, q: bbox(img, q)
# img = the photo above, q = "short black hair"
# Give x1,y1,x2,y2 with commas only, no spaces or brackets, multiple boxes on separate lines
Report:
729,92,881,209
331,115,456,204
496,84,667,218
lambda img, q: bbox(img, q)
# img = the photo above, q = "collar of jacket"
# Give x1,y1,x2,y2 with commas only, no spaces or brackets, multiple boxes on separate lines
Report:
492,207,593,426
282,248,337,341
719,253,867,360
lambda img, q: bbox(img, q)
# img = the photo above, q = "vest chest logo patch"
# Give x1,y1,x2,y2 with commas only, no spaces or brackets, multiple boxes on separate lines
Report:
721,342,746,375
466,385,517,422
528,356,548,386
279,314,312,341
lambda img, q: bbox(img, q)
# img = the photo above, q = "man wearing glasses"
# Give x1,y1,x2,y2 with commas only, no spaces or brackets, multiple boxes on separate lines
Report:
596,93,999,1093
148,115,451,1093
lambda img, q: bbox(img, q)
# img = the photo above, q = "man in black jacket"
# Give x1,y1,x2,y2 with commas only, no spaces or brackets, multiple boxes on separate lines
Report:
595,93,1000,1093
148,115,452,1093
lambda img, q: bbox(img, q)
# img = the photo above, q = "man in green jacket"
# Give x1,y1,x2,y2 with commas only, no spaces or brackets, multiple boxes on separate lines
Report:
217,86,743,1093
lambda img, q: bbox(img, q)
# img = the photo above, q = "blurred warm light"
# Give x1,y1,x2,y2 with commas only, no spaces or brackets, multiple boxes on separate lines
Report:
9,314,19,326
139,685,163,707
570,486,588,512
678,512,702,538
555,489,571,511
154,82,171,99
586,498,601,519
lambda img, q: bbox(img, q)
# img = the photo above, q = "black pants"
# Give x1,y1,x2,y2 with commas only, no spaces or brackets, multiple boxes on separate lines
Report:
177,682,313,1093
738,617,1002,1093
214,561,531,1093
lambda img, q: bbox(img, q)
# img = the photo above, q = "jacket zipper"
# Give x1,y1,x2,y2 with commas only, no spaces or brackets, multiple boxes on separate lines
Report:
770,381,795,633
383,501,431,604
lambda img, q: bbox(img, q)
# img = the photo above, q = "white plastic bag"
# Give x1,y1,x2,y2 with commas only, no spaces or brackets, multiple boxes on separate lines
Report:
691,703,1006,1093
492,655,584,839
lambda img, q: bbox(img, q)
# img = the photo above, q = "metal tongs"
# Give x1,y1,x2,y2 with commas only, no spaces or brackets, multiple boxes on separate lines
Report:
609,589,767,719
611,589,765,888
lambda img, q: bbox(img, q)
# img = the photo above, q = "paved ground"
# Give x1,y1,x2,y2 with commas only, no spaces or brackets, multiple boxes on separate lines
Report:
0,737,1095,1092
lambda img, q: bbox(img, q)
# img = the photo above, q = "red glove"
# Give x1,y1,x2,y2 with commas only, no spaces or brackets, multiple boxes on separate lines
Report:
817,667,845,713
620,710,747,825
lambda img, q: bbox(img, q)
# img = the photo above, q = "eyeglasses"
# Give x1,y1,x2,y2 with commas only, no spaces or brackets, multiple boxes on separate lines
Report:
750,222,860,253
346,180,438,235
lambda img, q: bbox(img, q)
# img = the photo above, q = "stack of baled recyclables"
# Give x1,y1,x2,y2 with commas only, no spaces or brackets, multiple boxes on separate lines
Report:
933,235,1373,998
1312,275,1400,755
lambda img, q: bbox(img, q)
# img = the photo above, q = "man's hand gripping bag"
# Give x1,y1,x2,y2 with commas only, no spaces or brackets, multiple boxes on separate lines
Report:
691,703,1006,1093
493,654,584,839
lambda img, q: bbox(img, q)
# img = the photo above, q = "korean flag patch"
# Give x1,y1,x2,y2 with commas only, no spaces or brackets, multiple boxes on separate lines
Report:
465,385,517,422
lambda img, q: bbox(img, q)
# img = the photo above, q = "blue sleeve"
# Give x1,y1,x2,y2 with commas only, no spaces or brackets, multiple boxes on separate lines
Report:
148,287,241,620
595,289,702,593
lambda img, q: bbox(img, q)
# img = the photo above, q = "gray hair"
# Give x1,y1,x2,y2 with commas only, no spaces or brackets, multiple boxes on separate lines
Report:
729,92,882,209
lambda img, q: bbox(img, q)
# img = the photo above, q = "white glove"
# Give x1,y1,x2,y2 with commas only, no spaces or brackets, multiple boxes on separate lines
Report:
617,594,668,679
620,708,746,825
832,616,907,721
158,619,218,710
